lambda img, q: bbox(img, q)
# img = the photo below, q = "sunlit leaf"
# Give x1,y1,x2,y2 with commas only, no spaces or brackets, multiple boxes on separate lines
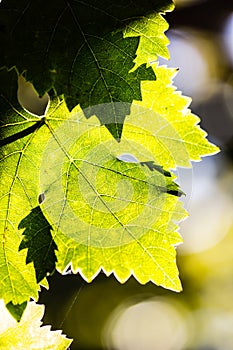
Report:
0,301,72,349
38,108,186,291
0,60,219,295
133,63,219,168
0,68,40,304
44,65,218,291
124,3,174,69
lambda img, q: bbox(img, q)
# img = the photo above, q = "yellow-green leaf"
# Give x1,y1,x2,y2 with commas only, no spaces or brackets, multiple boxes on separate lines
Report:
124,2,174,70
133,63,219,168
0,62,219,295
0,300,72,350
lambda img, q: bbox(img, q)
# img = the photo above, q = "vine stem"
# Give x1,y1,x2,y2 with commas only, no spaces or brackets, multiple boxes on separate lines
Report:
59,281,85,328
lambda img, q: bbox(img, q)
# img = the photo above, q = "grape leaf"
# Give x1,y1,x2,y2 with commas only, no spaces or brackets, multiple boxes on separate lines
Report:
0,66,184,293
0,301,72,349
0,68,53,303
45,65,219,291
124,5,174,70
42,109,185,290
0,0,173,139
38,104,187,291
0,60,219,296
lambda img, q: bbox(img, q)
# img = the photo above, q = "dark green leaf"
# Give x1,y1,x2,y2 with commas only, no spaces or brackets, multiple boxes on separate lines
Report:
0,0,174,139
19,206,57,283
6,301,27,322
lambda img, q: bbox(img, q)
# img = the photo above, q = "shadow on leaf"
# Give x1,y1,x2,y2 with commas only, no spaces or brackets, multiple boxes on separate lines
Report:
6,301,27,322
18,206,57,283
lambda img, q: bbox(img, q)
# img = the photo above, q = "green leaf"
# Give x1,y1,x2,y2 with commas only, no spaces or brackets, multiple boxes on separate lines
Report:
124,2,174,70
0,0,173,139
54,198,186,291
63,31,155,140
45,113,184,287
26,94,185,293
0,68,46,304
0,301,72,349
40,106,187,291
133,63,219,168
0,62,219,294
40,66,218,291
18,206,57,283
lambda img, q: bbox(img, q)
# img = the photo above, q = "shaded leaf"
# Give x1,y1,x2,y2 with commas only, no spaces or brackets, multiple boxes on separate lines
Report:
19,206,57,283
140,161,172,177
6,301,27,322
0,0,173,139
68,31,155,139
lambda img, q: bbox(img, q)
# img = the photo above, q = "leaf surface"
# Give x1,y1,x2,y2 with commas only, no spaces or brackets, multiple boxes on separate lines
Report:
43,65,219,291
39,113,185,291
0,62,219,295
0,300,72,349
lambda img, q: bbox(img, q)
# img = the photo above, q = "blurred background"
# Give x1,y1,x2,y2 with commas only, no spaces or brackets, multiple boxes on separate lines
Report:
39,0,233,349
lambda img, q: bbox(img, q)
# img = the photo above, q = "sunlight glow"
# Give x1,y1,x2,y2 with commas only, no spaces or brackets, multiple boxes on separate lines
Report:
174,0,206,6
179,157,233,254
103,298,191,350
158,30,217,102
223,13,233,66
